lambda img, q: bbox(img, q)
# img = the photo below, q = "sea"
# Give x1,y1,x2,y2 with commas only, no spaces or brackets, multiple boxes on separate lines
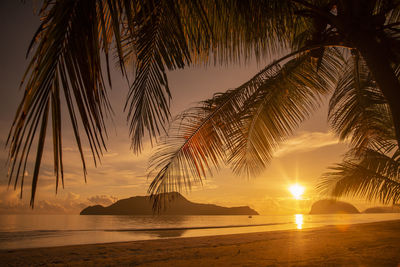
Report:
0,213,399,250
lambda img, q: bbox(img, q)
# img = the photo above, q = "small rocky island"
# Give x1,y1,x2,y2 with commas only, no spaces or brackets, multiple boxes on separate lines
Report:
309,199,359,214
80,192,259,215
363,205,400,213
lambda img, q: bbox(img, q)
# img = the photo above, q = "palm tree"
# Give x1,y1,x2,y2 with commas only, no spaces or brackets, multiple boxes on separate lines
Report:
7,0,400,207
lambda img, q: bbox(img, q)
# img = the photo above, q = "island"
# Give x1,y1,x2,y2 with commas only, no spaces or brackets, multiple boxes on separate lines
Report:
309,199,359,214
80,192,259,215
363,205,400,213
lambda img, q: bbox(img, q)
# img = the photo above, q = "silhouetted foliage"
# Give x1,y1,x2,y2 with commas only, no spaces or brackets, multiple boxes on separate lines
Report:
7,1,400,207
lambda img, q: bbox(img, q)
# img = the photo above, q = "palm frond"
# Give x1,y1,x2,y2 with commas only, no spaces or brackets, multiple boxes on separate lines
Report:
7,0,118,206
228,48,343,176
328,51,396,155
148,47,343,209
147,59,278,209
125,0,193,152
319,148,400,204
206,0,297,63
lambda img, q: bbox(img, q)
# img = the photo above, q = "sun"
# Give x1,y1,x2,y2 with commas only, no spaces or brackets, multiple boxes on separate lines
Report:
288,184,305,199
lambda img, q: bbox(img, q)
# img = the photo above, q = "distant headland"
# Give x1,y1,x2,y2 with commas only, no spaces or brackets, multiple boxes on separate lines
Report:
80,192,259,215
363,205,400,213
309,199,359,214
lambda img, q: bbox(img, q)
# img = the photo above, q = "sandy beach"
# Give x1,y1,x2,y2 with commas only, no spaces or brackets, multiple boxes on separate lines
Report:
1,220,400,266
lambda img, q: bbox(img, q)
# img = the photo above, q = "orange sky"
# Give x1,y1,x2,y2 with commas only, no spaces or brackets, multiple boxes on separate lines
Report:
0,1,381,215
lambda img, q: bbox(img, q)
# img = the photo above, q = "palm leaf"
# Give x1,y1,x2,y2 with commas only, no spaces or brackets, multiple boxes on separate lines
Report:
7,0,118,206
148,47,343,209
328,52,396,155
125,0,192,152
229,48,343,176
147,65,265,210
319,148,400,204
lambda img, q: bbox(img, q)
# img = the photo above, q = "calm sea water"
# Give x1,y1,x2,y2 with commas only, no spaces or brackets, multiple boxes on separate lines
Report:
0,213,399,250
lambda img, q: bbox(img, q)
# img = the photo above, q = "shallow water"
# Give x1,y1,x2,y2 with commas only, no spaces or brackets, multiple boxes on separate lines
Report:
0,213,399,249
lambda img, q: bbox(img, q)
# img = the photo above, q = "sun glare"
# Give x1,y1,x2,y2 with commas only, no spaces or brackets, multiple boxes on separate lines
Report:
295,214,303,229
288,184,305,199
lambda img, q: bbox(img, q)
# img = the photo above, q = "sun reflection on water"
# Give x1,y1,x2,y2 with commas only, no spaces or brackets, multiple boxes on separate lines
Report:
295,214,303,229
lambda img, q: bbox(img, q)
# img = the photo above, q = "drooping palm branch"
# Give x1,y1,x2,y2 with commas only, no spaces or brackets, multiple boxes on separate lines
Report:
7,0,116,206
328,52,396,155
124,1,194,152
227,49,342,176
148,48,344,208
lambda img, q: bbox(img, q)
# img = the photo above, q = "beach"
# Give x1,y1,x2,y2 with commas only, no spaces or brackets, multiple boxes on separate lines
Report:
1,220,400,266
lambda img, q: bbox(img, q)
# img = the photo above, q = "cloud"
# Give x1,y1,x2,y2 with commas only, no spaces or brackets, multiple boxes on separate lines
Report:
274,131,340,157
0,189,23,208
251,195,314,215
0,186,119,214
190,179,219,191
87,195,118,206
35,200,67,213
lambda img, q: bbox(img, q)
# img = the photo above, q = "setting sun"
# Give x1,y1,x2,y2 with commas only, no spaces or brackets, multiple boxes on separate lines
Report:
288,184,305,199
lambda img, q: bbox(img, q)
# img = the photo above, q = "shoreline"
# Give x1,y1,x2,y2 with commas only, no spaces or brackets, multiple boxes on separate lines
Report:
2,213,400,251
2,219,400,266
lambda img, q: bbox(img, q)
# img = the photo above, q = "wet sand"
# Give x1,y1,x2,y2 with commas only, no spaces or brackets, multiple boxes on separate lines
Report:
1,220,400,266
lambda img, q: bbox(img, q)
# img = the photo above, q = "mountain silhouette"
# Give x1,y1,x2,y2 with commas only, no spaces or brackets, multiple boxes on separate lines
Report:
363,205,400,213
309,199,359,214
80,192,259,215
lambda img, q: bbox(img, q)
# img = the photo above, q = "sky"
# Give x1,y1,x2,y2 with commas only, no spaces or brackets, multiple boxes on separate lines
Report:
0,1,379,215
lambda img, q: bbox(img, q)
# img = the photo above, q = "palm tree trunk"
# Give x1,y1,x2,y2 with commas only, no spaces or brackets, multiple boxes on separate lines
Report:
351,35,400,147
